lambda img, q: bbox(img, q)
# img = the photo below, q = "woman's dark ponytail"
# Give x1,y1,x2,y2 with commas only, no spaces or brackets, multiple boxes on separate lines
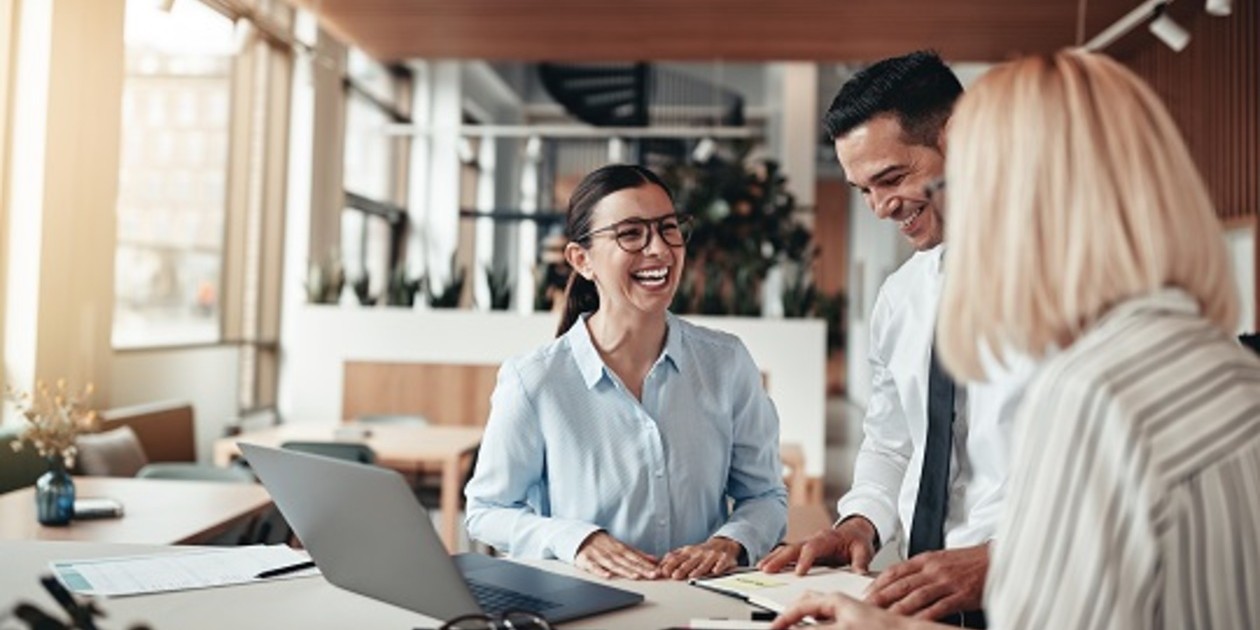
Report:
556,273,599,337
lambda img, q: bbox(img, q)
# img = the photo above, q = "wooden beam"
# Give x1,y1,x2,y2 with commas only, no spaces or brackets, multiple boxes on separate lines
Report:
286,0,1138,62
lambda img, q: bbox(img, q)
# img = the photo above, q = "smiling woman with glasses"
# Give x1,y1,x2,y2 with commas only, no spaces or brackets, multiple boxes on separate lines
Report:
465,164,787,583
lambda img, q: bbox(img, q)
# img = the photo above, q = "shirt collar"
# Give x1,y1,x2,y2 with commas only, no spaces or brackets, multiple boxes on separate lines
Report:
565,312,683,389
1098,287,1200,326
565,313,607,389
661,312,684,374
930,243,946,275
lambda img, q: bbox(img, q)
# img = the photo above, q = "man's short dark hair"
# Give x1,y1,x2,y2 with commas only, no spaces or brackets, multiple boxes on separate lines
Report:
823,50,963,147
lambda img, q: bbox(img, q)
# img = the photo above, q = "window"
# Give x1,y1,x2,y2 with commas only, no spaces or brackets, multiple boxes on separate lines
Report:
112,0,295,415
112,0,234,348
340,51,411,303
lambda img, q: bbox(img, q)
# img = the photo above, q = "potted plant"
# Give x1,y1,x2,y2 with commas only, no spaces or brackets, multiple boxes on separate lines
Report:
485,265,512,311
305,248,346,305
4,379,100,525
386,266,422,307
427,255,467,309
351,272,377,306
660,142,812,316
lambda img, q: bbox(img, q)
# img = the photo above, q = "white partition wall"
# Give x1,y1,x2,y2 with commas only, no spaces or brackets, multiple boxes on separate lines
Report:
279,306,828,477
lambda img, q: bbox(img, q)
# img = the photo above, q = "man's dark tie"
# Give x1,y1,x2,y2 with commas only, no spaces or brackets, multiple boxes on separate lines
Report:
909,347,987,629
909,346,953,557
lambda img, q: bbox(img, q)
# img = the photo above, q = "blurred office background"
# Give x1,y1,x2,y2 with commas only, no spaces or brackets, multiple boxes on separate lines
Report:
0,0,1255,508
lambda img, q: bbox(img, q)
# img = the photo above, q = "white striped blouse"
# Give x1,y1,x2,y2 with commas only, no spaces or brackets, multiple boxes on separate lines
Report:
987,289,1260,630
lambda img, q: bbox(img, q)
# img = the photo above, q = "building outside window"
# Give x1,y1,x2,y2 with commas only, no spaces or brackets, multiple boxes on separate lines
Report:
112,0,234,348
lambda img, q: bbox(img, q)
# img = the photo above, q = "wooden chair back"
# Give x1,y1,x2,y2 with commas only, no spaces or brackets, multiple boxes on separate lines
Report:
98,400,197,463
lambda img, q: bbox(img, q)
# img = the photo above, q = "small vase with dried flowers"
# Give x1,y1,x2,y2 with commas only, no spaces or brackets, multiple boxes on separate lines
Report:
5,379,100,525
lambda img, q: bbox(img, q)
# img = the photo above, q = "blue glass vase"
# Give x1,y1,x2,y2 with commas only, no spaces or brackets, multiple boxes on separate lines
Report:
36,456,75,526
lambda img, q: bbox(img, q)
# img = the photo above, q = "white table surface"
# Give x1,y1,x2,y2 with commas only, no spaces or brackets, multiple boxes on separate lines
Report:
0,541,763,629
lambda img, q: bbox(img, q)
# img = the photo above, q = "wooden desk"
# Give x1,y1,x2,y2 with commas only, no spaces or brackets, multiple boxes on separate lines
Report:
214,423,483,552
0,541,758,629
0,477,271,545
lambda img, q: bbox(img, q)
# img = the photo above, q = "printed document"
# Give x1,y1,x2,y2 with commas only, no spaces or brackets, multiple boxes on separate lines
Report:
690,567,874,612
50,545,319,597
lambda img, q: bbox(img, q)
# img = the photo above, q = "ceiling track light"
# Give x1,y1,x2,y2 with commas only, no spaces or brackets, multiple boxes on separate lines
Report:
1148,5,1192,51
1085,0,1232,52
155,0,176,12
1205,0,1231,16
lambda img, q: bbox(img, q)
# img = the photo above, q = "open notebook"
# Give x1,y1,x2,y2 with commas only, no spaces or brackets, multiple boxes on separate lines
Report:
690,567,874,612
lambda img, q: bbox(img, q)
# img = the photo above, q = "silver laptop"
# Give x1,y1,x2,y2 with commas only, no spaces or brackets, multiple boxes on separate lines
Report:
240,443,643,624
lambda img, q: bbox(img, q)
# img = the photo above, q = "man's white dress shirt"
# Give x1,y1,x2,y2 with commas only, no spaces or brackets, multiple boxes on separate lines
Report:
837,245,1033,556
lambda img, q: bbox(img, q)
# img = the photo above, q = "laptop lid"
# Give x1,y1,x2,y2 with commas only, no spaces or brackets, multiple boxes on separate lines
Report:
240,443,643,623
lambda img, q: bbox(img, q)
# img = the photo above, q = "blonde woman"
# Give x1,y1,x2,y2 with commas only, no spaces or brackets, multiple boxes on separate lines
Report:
773,50,1260,630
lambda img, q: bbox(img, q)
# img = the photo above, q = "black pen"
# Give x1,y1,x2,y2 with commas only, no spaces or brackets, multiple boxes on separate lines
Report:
254,560,317,579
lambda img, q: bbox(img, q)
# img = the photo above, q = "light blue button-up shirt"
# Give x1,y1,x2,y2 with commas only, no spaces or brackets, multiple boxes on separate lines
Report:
464,312,787,564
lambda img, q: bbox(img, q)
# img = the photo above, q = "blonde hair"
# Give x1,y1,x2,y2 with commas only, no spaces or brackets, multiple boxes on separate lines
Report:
938,50,1239,381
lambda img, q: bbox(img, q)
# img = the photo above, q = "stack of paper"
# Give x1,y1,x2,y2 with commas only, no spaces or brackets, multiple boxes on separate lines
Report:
690,567,874,612
51,545,320,597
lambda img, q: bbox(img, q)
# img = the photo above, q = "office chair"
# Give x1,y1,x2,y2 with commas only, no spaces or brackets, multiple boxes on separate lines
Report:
355,414,429,426
136,462,256,483
74,427,149,477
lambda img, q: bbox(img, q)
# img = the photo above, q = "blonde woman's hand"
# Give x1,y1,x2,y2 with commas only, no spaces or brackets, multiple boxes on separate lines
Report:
657,536,743,580
574,531,659,580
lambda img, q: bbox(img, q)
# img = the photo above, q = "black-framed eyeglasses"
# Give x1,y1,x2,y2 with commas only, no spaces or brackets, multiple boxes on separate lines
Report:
923,177,946,208
437,610,554,630
574,213,693,253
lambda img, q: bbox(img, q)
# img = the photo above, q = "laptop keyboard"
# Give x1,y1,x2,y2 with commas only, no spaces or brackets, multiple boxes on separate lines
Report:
465,579,562,615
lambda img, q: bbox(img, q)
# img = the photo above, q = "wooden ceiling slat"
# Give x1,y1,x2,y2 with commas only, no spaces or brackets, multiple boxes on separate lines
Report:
285,0,1138,62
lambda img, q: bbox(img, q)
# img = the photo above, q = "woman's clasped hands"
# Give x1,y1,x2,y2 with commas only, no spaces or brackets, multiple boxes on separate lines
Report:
574,531,742,580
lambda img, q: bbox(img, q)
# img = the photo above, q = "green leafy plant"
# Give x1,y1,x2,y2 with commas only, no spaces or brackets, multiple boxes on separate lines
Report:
669,269,697,314
351,273,376,306
816,290,848,356
427,255,467,308
485,265,513,311
304,248,345,304
534,260,568,312
386,266,421,307
731,267,762,317
781,261,818,319
698,265,728,315
659,142,811,315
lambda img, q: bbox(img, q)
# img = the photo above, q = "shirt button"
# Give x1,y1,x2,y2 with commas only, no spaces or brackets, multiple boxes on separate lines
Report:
658,518,667,526
655,470,664,478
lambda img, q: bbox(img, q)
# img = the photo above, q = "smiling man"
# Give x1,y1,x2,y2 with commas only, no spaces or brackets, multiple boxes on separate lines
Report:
758,51,1030,628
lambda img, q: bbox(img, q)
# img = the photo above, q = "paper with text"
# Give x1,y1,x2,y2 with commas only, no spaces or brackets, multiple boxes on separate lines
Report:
690,567,874,612
50,545,320,597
